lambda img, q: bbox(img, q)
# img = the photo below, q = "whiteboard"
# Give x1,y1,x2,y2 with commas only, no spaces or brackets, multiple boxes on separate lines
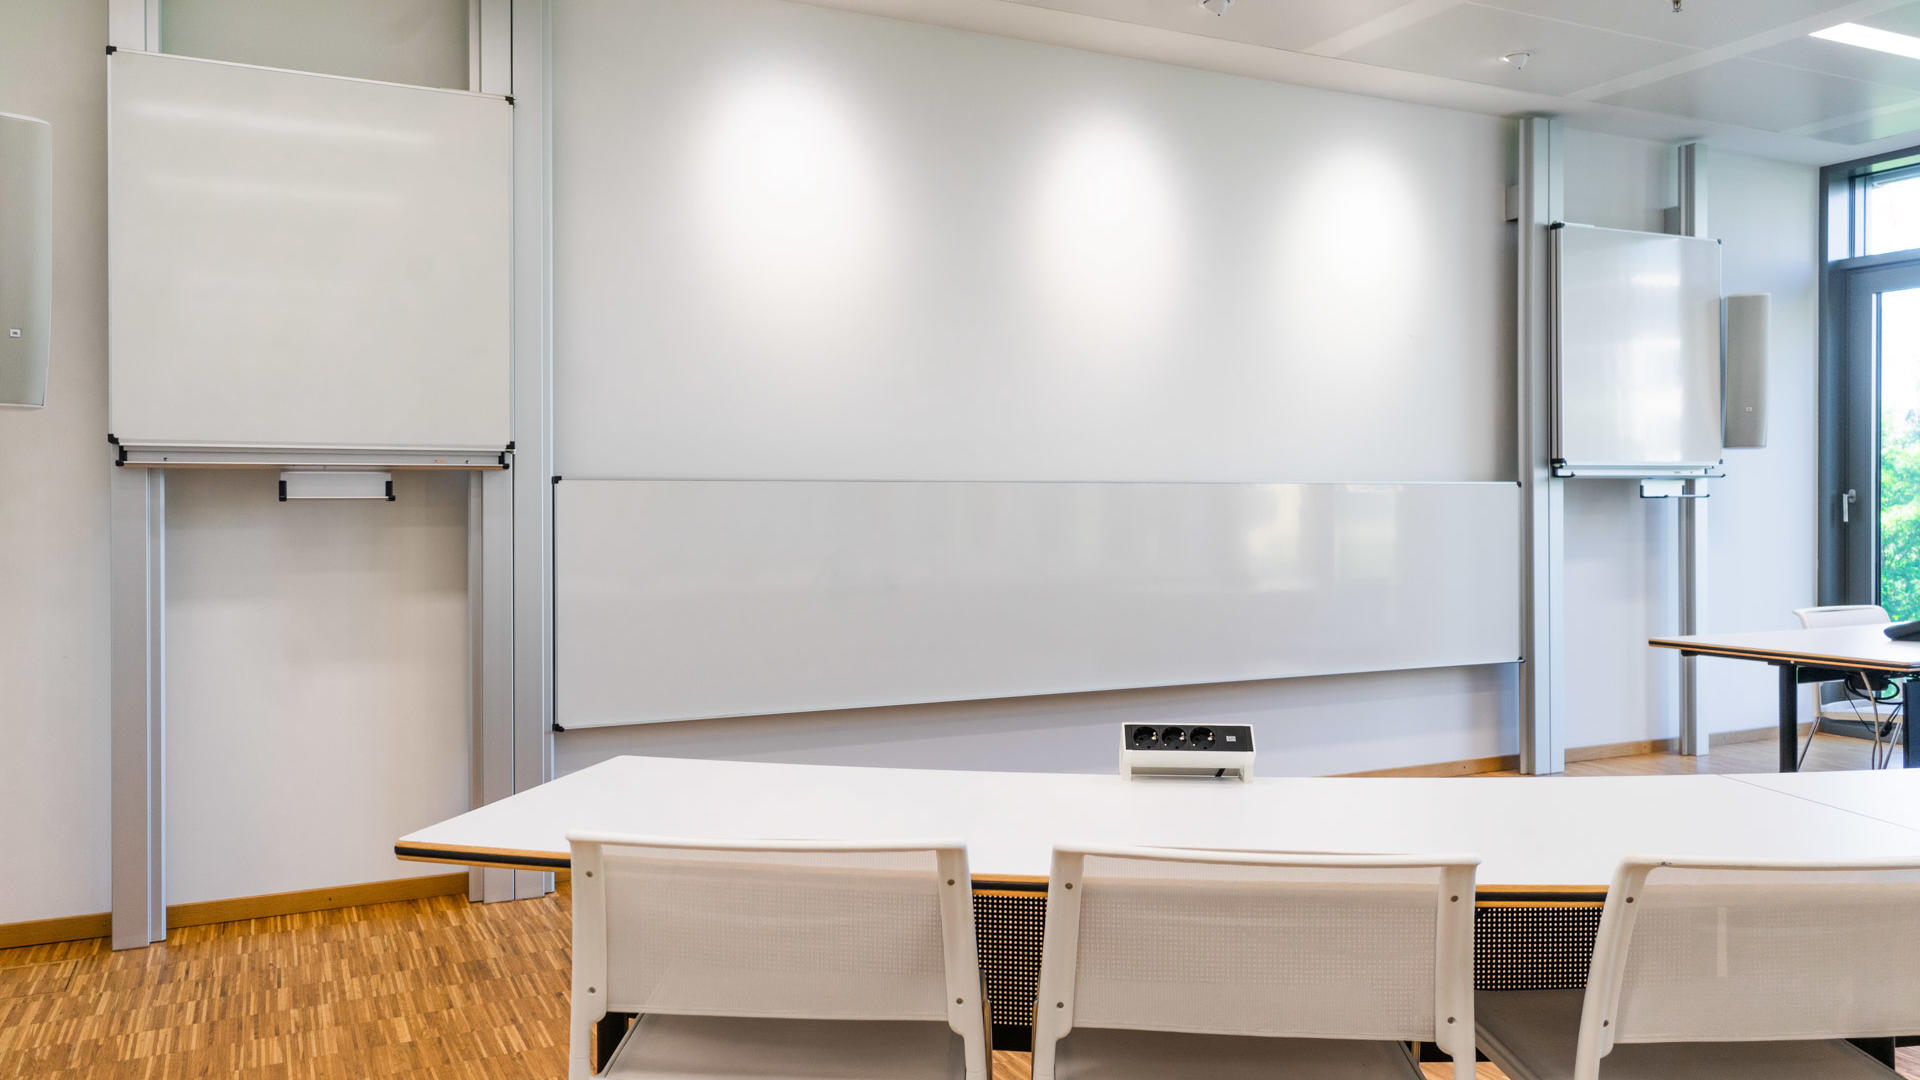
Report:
1552,223,1723,475
555,480,1522,728
108,51,511,451
551,0,1512,482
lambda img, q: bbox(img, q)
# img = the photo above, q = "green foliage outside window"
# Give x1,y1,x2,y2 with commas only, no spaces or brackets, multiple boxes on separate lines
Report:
1882,409,1920,620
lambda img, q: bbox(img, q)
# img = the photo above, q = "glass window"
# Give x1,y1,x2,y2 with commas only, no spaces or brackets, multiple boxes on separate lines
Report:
1863,169,1920,256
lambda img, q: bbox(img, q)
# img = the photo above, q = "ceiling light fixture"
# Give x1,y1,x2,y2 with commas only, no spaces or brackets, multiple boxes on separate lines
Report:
1503,51,1534,71
1810,22,1920,61
1200,0,1232,15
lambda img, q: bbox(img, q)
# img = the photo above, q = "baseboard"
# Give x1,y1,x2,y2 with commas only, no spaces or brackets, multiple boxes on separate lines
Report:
166,872,470,930
0,912,112,951
1339,753,1519,778
0,873,472,952
1566,737,1678,762
1711,722,1813,747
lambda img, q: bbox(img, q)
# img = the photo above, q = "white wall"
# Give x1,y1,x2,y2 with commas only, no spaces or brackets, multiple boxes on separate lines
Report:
1556,130,1819,750
0,0,111,925
164,471,469,905
0,0,1824,927
0,0,473,925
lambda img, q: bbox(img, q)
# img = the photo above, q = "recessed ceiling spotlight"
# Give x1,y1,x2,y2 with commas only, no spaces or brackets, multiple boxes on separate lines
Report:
1503,50,1534,71
1811,22,1920,61
1200,0,1232,15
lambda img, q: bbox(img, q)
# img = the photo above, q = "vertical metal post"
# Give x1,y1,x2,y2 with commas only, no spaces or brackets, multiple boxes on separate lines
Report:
107,0,161,51
110,466,166,949
511,0,557,898
1517,116,1567,775
469,469,518,902
1677,142,1710,757
1778,663,1799,773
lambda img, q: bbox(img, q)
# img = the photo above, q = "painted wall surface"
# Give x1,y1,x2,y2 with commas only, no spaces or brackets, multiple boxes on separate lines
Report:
0,0,112,925
0,0,472,924
1557,131,1819,750
0,0,1821,925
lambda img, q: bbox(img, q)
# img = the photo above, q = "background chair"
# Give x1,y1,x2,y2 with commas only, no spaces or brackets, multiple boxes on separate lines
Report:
567,834,989,1080
1477,856,1920,1080
1031,846,1478,1080
1792,605,1906,768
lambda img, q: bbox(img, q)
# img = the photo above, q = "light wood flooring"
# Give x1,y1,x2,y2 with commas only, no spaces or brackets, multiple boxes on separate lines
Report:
1,734,1912,1079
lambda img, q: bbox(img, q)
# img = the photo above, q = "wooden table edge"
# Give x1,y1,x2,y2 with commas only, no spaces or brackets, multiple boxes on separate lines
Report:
1648,637,1920,674
393,843,1606,901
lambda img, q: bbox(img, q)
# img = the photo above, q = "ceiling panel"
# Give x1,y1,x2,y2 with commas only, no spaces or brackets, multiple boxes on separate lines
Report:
1343,3,1694,97
1802,99,1920,142
1472,0,1860,47
1004,0,1419,54
1601,56,1920,131
1749,0,1920,91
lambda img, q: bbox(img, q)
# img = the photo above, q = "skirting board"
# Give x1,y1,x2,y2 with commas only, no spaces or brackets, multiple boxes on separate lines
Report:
1340,724,1816,778
0,873,470,951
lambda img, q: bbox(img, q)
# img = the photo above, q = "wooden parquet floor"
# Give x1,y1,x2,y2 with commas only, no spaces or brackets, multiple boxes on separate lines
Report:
1,735,1913,1079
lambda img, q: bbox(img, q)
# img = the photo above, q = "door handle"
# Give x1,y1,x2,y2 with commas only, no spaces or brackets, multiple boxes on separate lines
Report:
1842,488,1858,524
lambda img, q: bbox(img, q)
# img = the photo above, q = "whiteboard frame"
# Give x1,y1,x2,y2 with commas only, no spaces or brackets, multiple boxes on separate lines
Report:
106,49,513,458
1549,221,1725,479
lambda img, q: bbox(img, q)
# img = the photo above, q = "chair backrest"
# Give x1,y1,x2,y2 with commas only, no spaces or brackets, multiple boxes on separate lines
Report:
1032,845,1478,1080
1792,604,1891,629
1575,857,1920,1080
567,833,986,1080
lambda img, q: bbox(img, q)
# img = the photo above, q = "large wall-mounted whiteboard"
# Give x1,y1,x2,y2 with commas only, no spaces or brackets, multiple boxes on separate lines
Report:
108,51,511,451
552,0,1512,482
556,479,1522,728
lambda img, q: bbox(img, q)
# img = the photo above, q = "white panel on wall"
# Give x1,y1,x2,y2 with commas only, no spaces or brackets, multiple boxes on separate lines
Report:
107,50,511,451
553,0,1513,483
556,479,1522,728
159,0,471,90
164,470,470,904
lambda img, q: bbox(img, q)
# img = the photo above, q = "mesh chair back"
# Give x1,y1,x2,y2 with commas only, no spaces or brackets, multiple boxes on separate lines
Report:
1032,846,1477,1079
1792,604,1891,628
1577,858,1920,1076
567,834,985,1080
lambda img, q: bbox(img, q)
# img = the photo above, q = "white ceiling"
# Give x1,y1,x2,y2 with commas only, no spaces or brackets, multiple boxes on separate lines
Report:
808,0,1920,164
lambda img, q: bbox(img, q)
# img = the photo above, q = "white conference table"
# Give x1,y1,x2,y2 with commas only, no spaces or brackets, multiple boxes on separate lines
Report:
398,755,1920,895
1651,624,1920,771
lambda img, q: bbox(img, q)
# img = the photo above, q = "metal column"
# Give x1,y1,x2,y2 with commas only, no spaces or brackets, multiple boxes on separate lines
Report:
1517,116,1567,775
110,467,166,949
1676,142,1710,757
510,0,556,899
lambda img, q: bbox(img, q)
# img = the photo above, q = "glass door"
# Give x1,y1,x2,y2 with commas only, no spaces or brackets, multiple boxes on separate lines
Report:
1832,262,1920,615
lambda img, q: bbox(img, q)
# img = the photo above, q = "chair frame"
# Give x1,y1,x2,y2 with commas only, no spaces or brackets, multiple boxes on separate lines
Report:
1031,845,1479,1080
1791,605,1906,768
1574,855,1920,1080
566,833,989,1080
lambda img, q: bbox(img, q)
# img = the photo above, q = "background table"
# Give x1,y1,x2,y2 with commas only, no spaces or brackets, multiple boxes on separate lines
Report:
1651,625,1920,770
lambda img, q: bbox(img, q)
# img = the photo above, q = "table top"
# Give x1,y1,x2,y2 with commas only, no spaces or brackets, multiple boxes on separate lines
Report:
1728,769,1920,833
396,756,1920,894
1649,624,1920,673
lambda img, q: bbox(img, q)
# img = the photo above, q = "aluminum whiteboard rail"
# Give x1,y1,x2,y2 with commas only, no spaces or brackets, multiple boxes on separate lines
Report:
112,443,508,468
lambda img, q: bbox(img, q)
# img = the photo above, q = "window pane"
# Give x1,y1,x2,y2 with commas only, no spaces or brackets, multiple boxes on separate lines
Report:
1881,287,1920,618
1864,172,1920,256
159,0,470,91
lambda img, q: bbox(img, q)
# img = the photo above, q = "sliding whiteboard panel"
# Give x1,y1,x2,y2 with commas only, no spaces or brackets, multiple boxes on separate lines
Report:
108,51,510,451
553,0,1511,482
1552,223,1723,475
556,480,1521,728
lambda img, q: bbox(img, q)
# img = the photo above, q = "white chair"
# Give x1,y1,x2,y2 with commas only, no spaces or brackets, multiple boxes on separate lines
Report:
567,833,990,1080
1792,605,1906,768
1032,845,1479,1080
1476,856,1920,1080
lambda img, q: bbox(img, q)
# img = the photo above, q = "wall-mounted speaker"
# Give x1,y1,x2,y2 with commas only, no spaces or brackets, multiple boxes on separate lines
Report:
0,112,51,409
1725,293,1769,450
